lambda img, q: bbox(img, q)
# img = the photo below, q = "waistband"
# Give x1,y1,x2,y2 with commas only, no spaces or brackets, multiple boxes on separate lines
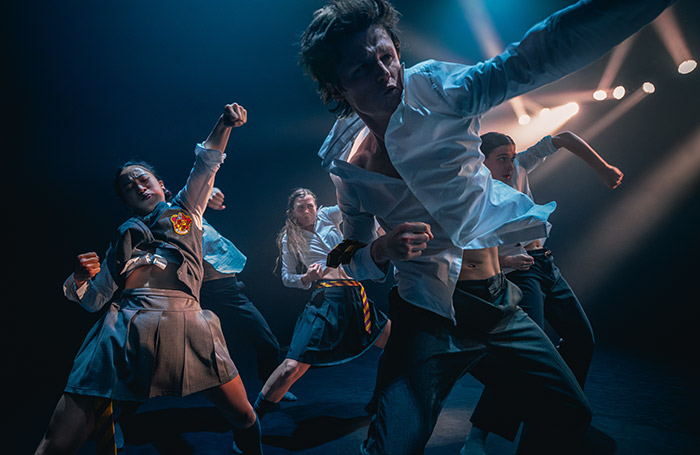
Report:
201,275,238,290
525,248,552,258
455,272,506,303
120,288,199,310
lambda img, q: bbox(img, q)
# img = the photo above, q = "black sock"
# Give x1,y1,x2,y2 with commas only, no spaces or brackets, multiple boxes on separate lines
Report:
232,415,262,455
253,392,278,419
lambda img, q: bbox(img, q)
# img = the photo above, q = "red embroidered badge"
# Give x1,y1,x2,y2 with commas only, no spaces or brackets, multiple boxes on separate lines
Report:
170,212,192,235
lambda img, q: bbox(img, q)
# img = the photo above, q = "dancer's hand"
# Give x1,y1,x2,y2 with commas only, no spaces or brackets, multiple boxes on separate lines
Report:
371,222,433,263
222,103,247,128
208,187,226,210
301,263,325,286
74,252,101,287
599,164,624,189
502,254,534,271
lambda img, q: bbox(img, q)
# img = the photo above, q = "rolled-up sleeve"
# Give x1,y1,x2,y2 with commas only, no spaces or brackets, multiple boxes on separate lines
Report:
62,260,118,313
280,235,311,290
337,184,389,282
175,144,226,230
516,135,558,173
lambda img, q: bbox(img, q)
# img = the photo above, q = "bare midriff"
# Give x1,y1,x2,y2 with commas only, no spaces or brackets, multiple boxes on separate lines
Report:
323,266,352,281
124,262,189,291
523,239,543,250
458,246,501,281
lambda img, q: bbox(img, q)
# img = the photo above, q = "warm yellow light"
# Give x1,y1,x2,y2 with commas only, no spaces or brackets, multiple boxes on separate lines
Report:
642,82,656,94
612,86,626,100
593,90,608,101
565,102,580,115
678,59,697,75
518,114,531,126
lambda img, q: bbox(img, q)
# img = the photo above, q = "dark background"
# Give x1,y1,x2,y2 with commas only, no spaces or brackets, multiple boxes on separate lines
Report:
6,0,699,449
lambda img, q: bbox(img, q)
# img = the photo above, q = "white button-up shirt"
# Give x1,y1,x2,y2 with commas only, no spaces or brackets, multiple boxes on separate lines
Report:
319,0,670,321
499,135,558,273
280,206,348,290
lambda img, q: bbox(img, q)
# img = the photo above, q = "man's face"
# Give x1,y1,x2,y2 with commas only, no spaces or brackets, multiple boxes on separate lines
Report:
117,165,166,215
333,25,403,122
292,194,318,231
483,145,516,185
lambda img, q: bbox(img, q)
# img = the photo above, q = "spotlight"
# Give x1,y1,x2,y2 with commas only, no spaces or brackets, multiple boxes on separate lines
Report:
566,102,580,115
593,90,608,101
642,82,656,94
518,114,531,125
539,108,551,117
678,59,697,74
612,86,626,100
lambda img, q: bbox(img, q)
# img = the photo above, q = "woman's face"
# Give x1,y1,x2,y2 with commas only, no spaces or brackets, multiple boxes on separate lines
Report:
117,165,167,215
483,144,516,185
291,194,318,231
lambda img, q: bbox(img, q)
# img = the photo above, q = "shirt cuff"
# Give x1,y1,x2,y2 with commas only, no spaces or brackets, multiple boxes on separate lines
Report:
195,143,226,165
351,242,390,281
63,274,88,300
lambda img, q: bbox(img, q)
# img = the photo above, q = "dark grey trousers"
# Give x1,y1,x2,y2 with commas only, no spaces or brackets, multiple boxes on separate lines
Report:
470,249,595,440
200,276,282,382
361,273,591,455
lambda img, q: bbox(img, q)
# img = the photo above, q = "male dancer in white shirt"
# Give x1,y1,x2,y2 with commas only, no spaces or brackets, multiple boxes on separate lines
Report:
297,0,672,453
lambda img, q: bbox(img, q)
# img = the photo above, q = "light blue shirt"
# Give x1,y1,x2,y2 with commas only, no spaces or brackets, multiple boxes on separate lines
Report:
319,0,671,321
202,218,247,277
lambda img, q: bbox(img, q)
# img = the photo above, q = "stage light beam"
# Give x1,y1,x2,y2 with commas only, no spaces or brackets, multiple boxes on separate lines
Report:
560,127,700,302
652,7,696,75
458,0,536,124
597,35,637,92
581,88,648,139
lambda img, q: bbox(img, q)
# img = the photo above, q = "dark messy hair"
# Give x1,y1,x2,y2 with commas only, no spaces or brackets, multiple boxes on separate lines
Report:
480,132,516,158
299,0,401,118
113,160,172,203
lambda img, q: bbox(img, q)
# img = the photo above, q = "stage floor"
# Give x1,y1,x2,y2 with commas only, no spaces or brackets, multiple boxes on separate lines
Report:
20,344,698,454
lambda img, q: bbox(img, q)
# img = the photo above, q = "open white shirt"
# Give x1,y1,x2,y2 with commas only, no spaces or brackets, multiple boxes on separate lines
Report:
319,0,670,321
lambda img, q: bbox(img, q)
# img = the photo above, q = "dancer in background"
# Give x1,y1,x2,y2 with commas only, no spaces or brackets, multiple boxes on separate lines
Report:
201,187,296,401
36,103,264,455
462,131,622,454
253,188,390,418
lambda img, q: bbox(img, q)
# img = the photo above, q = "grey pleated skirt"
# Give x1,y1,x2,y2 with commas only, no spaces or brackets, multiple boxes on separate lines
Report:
64,288,238,402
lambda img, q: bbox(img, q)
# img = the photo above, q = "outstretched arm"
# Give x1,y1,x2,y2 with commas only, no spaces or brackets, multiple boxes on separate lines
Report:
552,131,623,189
177,103,247,227
202,103,247,152
440,0,673,117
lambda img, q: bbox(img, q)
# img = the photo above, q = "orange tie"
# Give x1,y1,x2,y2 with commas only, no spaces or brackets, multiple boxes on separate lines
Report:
318,280,371,333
